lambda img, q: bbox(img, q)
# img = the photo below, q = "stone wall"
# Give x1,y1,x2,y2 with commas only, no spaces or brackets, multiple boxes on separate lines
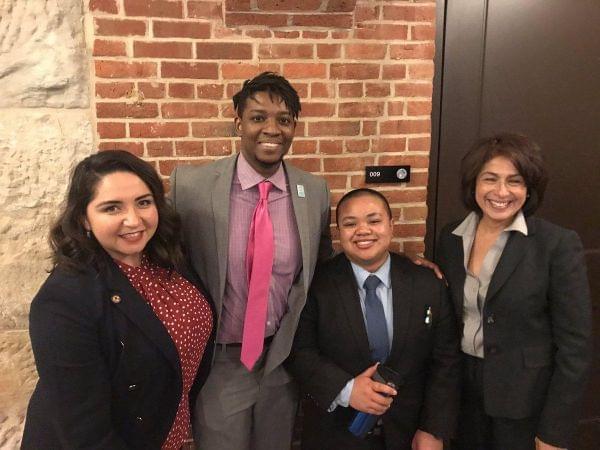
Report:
0,1,93,446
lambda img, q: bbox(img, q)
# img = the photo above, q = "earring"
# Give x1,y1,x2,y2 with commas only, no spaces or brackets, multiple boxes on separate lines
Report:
86,230,91,239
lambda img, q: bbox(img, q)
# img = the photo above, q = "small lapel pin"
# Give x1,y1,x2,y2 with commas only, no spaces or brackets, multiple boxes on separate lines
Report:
425,306,432,325
296,184,306,198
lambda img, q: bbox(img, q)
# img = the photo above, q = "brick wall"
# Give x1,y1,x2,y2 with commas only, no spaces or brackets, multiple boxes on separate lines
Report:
90,0,436,254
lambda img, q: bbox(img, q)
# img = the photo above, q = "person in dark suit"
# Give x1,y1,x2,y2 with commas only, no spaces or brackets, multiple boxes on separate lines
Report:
287,188,461,450
436,133,592,450
170,72,333,450
21,151,215,450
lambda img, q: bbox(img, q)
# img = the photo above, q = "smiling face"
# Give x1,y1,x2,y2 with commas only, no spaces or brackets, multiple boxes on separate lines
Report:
338,194,393,272
475,155,528,227
84,171,158,267
235,91,296,178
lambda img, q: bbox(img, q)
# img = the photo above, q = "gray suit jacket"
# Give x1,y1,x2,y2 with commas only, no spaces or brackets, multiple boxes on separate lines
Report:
170,154,332,379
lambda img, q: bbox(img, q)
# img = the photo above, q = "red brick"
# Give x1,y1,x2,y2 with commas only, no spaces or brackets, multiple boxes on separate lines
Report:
311,82,334,98
323,174,348,189
168,83,195,98
385,188,427,203
394,223,426,238
355,5,379,22
390,43,435,60
331,63,379,80
309,121,360,137
325,0,356,12
331,30,350,39
95,60,156,78
222,62,280,79
382,64,407,80
355,24,408,40
226,13,288,27
96,82,134,98
388,101,406,116
99,141,144,155
258,44,313,59
293,83,309,99
196,43,252,60
339,82,363,98
382,5,435,22
159,159,205,177
134,41,192,58
175,140,205,156
292,13,352,28
97,122,126,139
339,102,384,118
161,62,218,79
192,121,235,138
188,1,222,19
365,83,391,97
220,103,235,118
283,63,326,79
408,172,429,186
317,44,341,59
362,121,377,136
294,122,306,137
291,140,317,155
96,102,158,118
303,31,328,39
138,82,166,98
379,155,429,169
206,140,233,156
345,139,370,153
395,82,433,97
257,0,321,10
345,43,387,60
225,0,251,11
412,24,436,41
286,157,320,172
90,0,118,14
323,156,375,172
274,31,300,39
408,136,431,152
403,206,428,221
373,137,407,153
403,240,426,256
147,141,174,157
93,39,126,56
408,63,434,80
153,20,211,38
300,102,336,118
319,140,344,154
124,0,183,18
194,84,222,100
407,100,432,116
380,119,430,135
130,122,189,138
95,18,146,36
226,83,242,97
162,102,219,118
246,30,272,38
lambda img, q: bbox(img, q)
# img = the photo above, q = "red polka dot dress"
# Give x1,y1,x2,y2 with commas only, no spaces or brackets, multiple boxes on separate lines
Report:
117,257,212,450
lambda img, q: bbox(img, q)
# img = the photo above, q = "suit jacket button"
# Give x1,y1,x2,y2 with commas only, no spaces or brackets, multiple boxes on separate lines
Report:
136,416,143,423
111,294,121,304
128,384,137,391
486,346,498,355
487,315,495,324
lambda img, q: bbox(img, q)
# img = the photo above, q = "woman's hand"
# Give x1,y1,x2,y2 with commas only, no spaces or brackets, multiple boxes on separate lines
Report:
349,364,397,415
535,436,565,450
407,254,445,281
412,429,443,450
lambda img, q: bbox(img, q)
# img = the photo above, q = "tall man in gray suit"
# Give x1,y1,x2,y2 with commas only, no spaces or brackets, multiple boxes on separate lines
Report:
170,72,333,450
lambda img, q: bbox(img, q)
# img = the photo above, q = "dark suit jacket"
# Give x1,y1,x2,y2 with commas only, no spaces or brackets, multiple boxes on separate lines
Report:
436,215,592,448
21,256,216,450
287,252,461,450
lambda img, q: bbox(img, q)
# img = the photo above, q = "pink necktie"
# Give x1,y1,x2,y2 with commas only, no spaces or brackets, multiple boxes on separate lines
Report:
241,181,274,370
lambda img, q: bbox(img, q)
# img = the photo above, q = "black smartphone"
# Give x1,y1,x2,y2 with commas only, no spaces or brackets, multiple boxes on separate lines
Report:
372,364,400,391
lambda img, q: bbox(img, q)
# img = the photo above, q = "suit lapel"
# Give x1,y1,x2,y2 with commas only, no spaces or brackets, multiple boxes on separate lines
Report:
334,255,372,362
104,261,180,372
285,163,311,293
387,255,412,365
485,217,535,303
445,233,467,321
211,155,236,307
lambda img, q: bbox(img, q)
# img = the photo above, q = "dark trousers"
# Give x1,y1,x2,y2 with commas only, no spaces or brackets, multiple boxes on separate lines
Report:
454,354,538,450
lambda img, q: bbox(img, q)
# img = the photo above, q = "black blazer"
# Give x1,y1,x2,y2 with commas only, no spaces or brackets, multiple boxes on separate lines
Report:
436,215,592,448
287,252,461,450
21,257,216,450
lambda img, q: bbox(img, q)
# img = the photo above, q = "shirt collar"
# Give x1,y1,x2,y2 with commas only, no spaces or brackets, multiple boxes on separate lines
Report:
350,254,392,290
452,210,528,236
236,152,287,192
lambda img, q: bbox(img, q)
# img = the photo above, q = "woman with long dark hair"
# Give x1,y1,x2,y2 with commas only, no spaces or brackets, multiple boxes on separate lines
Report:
21,150,215,449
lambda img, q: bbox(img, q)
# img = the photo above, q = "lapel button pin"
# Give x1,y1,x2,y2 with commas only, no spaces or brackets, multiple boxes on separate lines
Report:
296,184,305,198
111,294,121,304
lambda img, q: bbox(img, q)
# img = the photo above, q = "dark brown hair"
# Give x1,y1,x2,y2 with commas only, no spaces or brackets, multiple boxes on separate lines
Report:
49,150,183,272
336,188,393,226
461,133,548,216
232,71,301,120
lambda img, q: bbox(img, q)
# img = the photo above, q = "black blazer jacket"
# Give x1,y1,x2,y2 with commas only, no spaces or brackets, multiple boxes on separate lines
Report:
436,215,592,448
21,257,216,450
287,252,461,450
